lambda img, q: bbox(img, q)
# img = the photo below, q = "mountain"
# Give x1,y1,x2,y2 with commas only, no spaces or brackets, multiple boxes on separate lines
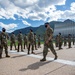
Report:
9,19,75,38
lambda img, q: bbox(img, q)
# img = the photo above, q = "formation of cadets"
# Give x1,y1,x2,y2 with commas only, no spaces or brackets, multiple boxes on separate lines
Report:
0,23,75,61
55,33,74,49
0,28,41,59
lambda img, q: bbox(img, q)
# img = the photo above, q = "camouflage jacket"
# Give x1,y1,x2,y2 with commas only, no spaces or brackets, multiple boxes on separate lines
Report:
45,27,53,42
28,32,34,42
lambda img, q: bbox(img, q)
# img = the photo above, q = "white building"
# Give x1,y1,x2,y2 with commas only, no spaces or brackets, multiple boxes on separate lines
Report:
53,20,75,36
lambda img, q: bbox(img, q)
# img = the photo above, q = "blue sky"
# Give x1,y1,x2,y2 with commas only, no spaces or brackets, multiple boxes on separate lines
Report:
0,0,75,32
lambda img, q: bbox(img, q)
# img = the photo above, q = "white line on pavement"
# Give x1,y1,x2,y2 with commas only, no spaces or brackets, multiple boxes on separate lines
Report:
9,50,75,66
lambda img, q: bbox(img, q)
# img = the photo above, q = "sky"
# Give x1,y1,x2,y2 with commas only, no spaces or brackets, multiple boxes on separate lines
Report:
0,0,75,32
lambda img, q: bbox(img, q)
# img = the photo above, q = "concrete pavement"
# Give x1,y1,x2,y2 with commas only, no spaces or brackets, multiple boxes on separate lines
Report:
0,44,75,75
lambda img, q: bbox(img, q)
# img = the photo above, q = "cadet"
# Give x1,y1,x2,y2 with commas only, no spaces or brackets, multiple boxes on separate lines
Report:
28,29,35,54
72,34,75,45
0,28,10,58
10,32,16,50
64,36,67,46
68,34,72,48
34,33,37,50
55,35,59,47
0,33,3,59
17,31,24,52
24,34,28,49
40,23,58,61
58,33,63,50
38,35,41,48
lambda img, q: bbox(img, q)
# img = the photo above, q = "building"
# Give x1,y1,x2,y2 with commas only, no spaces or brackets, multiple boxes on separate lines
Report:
53,20,75,37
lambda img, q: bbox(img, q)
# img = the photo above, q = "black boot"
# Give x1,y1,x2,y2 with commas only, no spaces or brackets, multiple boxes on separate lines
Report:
6,55,10,57
0,55,2,59
40,56,46,61
54,55,58,60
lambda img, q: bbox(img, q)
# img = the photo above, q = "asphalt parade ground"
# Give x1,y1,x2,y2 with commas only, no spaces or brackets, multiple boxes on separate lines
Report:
0,44,75,75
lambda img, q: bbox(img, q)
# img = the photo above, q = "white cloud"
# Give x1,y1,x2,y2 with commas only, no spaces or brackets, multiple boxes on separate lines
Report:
0,22,17,32
22,20,31,26
0,0,75,23
0,0,66,21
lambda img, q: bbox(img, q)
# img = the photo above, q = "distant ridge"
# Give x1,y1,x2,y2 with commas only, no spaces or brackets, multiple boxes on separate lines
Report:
9,19,75,37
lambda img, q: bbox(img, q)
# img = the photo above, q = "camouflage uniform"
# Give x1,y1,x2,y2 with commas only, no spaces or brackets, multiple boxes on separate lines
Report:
0,28,10,58
17,32,24,52
38,35,41,48
64,37,67,46
10,33,16,50
55,35,59,47
0,33,3,58
28,30,34,54
40,23,57,61
34,33,37,50
58,33,63,50
24,34,28,49
72,35,75,45
68,34,71,48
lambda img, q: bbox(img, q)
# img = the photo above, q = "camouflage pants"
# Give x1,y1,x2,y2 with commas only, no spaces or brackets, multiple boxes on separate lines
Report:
24,41,27,49
34,41,37,49
59,42,62,49
28,42,34,53
43,41,57,57
0,42,8,56
18,41,23,52
38,41,41,48
10,41,16,50
68,42,71,48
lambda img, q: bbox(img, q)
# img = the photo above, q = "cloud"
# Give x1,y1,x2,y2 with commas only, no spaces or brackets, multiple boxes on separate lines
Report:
22,20,31,26
0,0,75,23
0,22,17,32
0,0,66,21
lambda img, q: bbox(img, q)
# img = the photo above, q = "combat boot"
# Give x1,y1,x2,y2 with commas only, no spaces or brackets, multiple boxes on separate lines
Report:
21,50,24,52
54,55,58,60
0,55,2,59
40,56,46,61
40,58,46,61
6,55,10,57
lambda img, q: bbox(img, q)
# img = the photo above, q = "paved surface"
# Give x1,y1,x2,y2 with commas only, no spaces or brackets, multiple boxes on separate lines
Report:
0,44,75,75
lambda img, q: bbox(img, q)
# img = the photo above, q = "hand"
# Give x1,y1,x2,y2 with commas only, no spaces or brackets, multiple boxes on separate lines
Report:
46,40,49,45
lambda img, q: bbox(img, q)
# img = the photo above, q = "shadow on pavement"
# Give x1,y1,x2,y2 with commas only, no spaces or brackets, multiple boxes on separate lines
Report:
11,54,27,58
19,60,54,71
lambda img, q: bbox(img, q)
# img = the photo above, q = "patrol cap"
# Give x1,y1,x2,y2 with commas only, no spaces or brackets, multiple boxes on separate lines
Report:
19,31,22,33
12,32,14,34
30,29,33,32
2,28,6,32
59,33,61,35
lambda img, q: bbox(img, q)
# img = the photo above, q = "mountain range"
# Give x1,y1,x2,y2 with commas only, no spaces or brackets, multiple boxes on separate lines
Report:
10,19,75,37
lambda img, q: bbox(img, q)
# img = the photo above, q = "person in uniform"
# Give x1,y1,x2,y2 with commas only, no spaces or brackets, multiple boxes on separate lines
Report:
58,33,63,50
55,35,59,47
24,34,28,49
34,33,37,50
68,34,72,48
38,35,41,48
0,28,10,58
72,34,75,45
64,36,67,46
0,33,3,59
28,29,35,54
17,31,24,52
10,32,16,50
40,23,58,61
